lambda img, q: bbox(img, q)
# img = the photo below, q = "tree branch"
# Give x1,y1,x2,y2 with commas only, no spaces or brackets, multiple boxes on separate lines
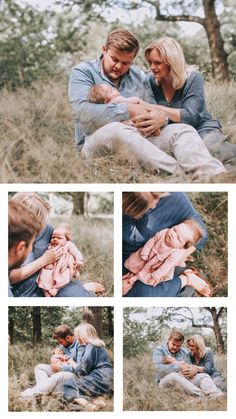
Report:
155,14,206,26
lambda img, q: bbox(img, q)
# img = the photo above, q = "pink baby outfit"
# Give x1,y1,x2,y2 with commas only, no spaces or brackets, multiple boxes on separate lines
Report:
124,228,186,284
37,241,83,296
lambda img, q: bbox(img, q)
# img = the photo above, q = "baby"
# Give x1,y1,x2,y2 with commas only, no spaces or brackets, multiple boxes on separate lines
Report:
88,83,141,105
50,347,70,366
88,84,160,135
124,218,203,287
37,223,83,297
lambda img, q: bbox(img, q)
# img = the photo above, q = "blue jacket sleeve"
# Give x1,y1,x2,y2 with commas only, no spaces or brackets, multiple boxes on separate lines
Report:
153,347,181,376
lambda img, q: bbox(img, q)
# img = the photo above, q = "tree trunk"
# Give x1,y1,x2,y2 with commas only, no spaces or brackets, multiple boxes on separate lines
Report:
9,317,14,345
151,0,229,83
32,307,42,346
203,0,229,82
207,307,225,354
107,307,113,337
72,192,85,215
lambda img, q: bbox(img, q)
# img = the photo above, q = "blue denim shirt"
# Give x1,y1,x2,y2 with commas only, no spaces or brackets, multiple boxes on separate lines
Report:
153,343,190,382
68,55,146,148
60,340,85,373
189,349,220,378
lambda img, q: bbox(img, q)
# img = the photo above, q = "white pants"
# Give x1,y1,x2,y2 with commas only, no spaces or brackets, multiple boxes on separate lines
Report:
81,122,226,176
159,372,223,397
24,364,74,395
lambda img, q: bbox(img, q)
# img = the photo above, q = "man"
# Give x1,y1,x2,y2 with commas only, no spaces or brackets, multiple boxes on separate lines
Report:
8,201,41,296
33,325,84,386
21,325,84,399
68,28,225,177
153,330,223,397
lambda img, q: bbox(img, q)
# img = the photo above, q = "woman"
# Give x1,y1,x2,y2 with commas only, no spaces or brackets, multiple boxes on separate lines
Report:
141,36,236,165
159,334,224,398
122,192,211,297
187,334,225,390
63,323,113,411
9,193,93,297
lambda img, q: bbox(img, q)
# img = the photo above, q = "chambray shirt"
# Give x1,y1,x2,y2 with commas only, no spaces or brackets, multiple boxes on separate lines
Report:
153,343,190,383
144,70,221,137
68,55,146,148
189,349,220,378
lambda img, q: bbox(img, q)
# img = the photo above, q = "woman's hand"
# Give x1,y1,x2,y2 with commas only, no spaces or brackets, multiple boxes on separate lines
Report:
132,110,166,137
41,245,63,266
181,364,198,378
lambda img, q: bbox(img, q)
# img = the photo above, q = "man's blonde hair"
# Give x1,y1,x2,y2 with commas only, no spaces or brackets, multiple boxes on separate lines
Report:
74,323,105,347
187,334,206,358
106,28,139,56
144,37,187,89
11,193,50,230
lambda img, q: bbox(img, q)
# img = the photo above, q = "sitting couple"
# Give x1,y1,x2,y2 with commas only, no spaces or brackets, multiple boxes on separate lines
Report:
122,192,213,298
21,324,113,411
69,28,236,179
8,193,104,297
153,330,225,398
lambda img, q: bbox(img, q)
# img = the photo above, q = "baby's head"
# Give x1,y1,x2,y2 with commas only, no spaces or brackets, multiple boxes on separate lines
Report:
52,347,64,356
88,84,119,104
166,218,203,249
50,223,72,246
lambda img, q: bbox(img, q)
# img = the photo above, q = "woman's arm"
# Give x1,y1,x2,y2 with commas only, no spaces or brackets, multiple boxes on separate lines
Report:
9,246,63,284
144,72,206,127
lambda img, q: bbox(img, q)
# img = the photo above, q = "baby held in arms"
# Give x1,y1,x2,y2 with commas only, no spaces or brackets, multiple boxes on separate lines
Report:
37,223,83,297
124,219,203,287
88,83,161,135
50,347,70,366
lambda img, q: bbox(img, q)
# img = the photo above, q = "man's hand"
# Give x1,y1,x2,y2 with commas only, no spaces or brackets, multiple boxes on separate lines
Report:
132,110,166,137
51,362,62,373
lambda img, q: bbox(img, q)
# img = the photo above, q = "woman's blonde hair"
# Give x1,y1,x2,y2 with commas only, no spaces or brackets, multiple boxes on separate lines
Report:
74,323,105,347
144,37,187,89
187,334,206,358
11,193,50,230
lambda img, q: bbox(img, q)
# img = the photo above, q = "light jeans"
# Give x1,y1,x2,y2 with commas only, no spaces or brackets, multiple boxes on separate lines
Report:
159,372,223,397
81,122,226,176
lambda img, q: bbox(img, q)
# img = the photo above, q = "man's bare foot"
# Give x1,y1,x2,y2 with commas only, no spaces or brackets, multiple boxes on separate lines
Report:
83,282,105,295
92,396,107,408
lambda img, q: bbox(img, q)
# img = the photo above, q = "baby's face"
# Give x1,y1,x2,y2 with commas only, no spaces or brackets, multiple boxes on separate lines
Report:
165,223,194,248
51,228,67,246
102,85,119,102
53,347,64,355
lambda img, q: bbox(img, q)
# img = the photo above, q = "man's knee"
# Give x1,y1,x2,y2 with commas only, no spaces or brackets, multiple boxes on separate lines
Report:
160,372,179,387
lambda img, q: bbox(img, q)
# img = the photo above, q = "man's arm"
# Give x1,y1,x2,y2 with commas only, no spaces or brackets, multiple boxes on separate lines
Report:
69,66,131,131
153,347,182,377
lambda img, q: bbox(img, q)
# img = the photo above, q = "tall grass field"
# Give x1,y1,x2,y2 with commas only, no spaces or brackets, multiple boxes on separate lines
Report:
1,80,236,183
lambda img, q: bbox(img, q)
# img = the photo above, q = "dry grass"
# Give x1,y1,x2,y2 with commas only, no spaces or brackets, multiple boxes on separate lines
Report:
123,353,227,411
187,192,227,296
9,343,113,412
1,80,236,183
48,214,114,296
